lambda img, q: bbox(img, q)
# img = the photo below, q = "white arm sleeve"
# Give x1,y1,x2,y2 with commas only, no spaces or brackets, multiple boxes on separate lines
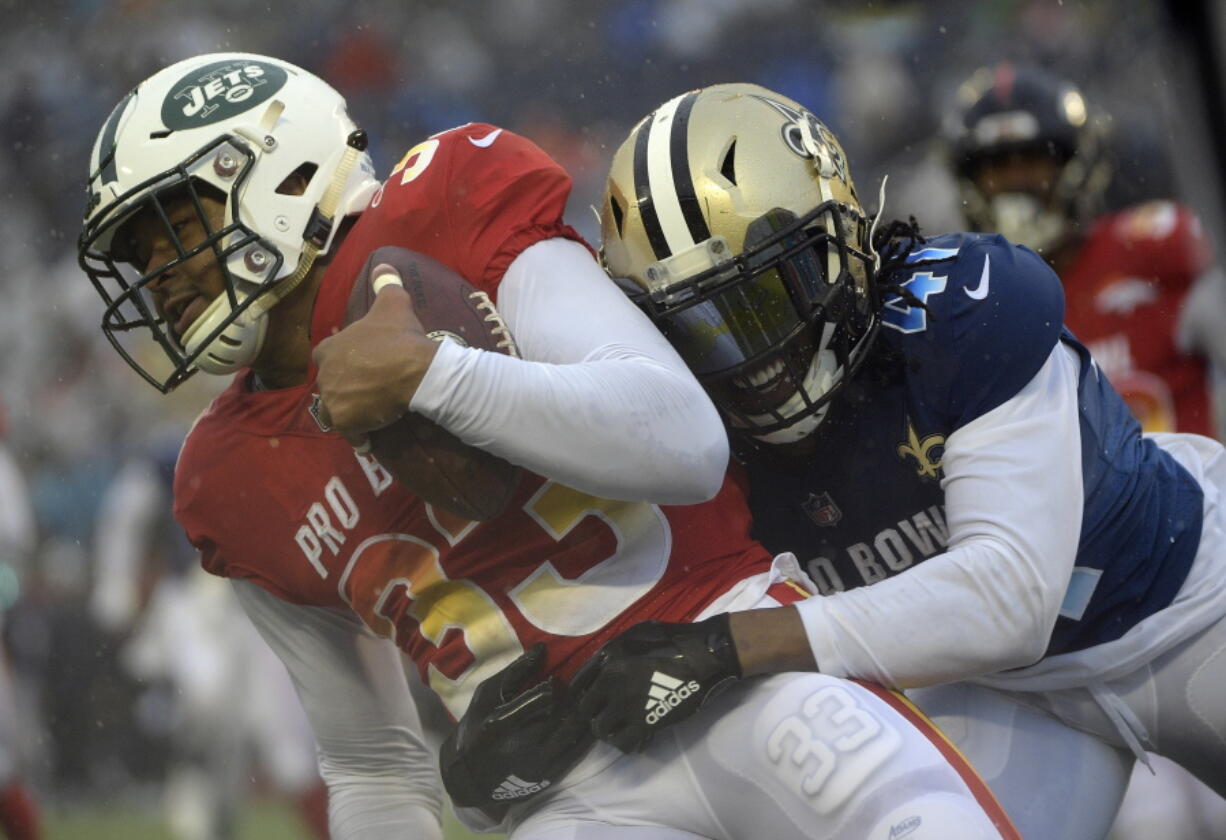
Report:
796,343,1085,688
410,238,729,504
231,579,444,840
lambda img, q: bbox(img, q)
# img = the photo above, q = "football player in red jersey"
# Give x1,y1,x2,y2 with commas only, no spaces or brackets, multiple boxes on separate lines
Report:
949,61,1226,438
80,54,1018,839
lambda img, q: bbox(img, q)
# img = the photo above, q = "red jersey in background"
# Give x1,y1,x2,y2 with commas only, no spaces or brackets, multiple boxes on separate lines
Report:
1060,200,1216,436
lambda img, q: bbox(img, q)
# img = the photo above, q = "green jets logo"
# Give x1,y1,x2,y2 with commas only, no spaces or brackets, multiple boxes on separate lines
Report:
160,59,287,130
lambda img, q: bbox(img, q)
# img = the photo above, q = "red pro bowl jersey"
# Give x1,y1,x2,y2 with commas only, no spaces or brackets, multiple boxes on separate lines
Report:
175,124,771,720
1060,200,1215,436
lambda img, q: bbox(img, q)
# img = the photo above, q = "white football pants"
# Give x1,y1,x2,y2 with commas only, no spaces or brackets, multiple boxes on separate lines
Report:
1108,753,1226,840
1016,610,1226,798
909,682,1133,840
501,569,1015,840
509,673,1013,840
911,607,1226,839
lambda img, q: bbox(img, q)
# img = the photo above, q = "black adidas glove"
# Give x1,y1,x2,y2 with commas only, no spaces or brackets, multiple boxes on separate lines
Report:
569,614,742,754
440,644,593,811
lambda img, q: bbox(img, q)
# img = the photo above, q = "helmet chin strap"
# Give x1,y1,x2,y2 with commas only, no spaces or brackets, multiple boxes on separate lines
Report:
182,133,367,375
246,133,366,320
868,174,889,270
180,296,268,375
752,402,830,445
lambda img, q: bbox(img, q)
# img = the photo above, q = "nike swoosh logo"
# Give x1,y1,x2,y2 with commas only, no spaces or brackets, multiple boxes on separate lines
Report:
468,128,503,148
965,254,990,300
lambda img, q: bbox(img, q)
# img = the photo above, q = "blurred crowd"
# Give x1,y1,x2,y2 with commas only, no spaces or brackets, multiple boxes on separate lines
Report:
0,0,1211,830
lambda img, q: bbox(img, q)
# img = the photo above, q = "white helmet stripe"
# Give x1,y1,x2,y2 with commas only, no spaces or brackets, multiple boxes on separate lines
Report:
633,90,708,259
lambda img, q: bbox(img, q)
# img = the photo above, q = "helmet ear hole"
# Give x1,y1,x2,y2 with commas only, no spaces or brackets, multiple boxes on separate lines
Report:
608,194,625,238
720,140,737,185
276,163,318,196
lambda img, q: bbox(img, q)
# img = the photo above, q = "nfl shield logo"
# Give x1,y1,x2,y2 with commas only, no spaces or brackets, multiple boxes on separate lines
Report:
801,492,842,527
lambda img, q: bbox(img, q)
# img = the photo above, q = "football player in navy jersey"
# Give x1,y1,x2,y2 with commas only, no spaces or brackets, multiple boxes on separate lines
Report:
539,83,1226,838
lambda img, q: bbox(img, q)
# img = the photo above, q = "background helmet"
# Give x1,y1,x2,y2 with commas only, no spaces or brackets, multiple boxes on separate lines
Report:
947,62,1111,254
79,52,380,392
601,83,879,445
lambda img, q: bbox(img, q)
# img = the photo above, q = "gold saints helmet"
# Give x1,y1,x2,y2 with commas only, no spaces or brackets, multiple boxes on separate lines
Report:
601,83,880,446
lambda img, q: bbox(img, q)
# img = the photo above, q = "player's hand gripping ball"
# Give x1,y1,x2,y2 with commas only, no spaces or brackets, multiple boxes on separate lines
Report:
313,246,522,521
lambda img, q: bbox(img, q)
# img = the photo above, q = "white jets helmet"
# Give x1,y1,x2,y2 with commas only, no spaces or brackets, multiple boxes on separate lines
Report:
601,83,880,447
79,52,380,392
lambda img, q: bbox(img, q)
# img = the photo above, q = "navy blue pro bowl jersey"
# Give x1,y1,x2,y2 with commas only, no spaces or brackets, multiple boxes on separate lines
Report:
745,233,1203,656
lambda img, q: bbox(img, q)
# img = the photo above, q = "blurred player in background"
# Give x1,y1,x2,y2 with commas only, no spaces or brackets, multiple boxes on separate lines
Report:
949,61,1226,438
948,61,1226,840
0,409,42,840
91,432,329,840
538,81,1226,839
78,53,1017,839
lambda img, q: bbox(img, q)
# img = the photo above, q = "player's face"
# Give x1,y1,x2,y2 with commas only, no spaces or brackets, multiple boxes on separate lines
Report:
124,190,228,343
972,151,1061,205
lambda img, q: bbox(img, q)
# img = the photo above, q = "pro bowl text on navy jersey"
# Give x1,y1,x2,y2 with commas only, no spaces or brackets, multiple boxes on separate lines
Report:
746,234,1203,657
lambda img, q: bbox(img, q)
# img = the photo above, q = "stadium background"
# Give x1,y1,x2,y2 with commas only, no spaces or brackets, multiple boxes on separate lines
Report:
0,0,1222,837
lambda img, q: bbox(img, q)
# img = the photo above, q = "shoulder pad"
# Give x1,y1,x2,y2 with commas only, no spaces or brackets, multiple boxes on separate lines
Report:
886,233,1065,429
373,124,586,296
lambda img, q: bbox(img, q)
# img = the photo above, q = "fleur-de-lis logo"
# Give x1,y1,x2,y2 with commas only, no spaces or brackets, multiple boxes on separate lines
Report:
748,94,850,186
897,421,944,480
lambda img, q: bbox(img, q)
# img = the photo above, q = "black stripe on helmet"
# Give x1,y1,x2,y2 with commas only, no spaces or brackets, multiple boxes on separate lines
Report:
94,90,136,186
669,91,710,246
633,114,671,260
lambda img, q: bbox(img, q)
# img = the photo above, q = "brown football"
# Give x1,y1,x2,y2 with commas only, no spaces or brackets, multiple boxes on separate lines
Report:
342,246,523,521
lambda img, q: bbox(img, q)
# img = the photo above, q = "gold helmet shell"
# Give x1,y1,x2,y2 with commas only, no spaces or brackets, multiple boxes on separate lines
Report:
602,83,865,288
600,83,880,446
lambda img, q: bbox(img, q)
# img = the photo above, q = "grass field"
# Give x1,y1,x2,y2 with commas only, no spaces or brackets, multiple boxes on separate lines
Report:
43,800,497,839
